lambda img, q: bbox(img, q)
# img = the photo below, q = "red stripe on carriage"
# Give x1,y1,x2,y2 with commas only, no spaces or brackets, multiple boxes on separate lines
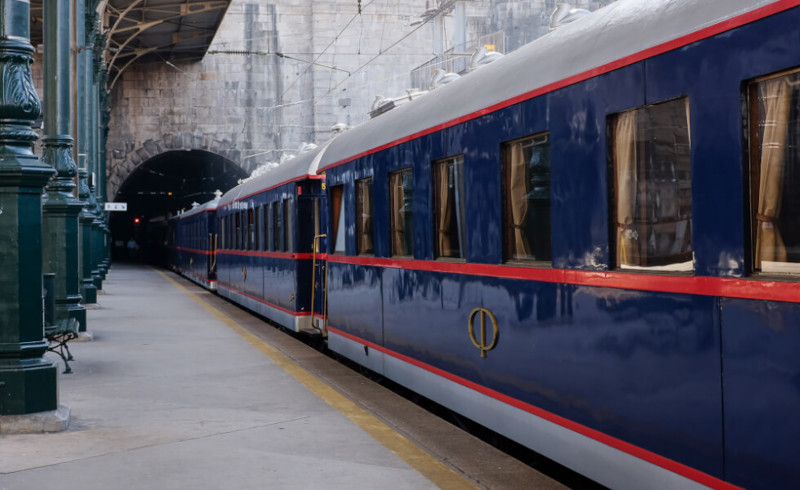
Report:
326,255,800,303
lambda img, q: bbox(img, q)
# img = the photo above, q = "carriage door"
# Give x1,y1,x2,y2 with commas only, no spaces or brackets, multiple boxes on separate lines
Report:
209,231,218,277
310,195,328,334
301,194,328,336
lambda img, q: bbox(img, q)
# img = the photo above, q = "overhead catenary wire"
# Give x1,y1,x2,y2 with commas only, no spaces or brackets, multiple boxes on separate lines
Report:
279,0,378,100
207,50,351,75
313,13,436,106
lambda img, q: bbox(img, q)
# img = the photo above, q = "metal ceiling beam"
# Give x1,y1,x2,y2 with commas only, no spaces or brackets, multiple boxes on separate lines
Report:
105,0,227,82
108,30,214,89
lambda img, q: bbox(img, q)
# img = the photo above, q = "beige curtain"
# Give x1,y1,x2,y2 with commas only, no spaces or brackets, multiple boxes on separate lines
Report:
330,187,342,251
509,143,530,259
756,77,792,267
436,163,453,256
357,181,373,253
390,172,406,255
614,111,638,267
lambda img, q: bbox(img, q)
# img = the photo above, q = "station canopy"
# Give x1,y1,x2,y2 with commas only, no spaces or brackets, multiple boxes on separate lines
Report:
31,0,231,87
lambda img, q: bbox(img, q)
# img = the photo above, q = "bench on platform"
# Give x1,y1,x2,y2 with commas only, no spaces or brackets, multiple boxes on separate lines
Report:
45,318,79,374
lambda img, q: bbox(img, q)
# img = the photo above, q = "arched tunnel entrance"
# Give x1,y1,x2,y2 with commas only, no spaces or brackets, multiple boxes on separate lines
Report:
110,149,248,265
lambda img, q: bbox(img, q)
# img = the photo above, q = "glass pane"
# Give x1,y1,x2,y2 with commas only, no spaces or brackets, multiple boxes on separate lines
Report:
241,211,247,250
248,209,255,250
503,133,551,262
356,178,374,255
434,156,466,258
235,212,241,250
750,71,800,273
334,194,346,254
273,204,282,252
284,198,293,252
612,97,692,271
390,168,414,256
263,204,272,250
330,185,345,254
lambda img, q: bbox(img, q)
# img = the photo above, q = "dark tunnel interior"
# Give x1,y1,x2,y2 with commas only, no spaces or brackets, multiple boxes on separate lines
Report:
110,149,248,264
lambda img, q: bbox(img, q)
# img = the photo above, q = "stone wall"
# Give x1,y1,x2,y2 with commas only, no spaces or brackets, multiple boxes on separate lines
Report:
104,0,614,200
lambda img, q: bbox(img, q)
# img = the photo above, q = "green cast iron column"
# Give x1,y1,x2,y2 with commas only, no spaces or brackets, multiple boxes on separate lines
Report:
78,169,96,304
41,0,86,332
74,0,95,304
83,10,102,289
93,57,109,278
0,0,59,414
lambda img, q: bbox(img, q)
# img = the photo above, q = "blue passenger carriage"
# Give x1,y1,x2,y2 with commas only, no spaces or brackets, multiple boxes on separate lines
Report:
170,196,220,290
215,146,328,333
316,1,800,488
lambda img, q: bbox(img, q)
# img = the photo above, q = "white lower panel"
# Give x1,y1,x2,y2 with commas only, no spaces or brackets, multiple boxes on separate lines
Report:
328,332,385,376
329,331,712,490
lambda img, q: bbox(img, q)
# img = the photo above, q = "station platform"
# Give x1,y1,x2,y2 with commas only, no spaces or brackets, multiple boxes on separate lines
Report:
0,264,566,490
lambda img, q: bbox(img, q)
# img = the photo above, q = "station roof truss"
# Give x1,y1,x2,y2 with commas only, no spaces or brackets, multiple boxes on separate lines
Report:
31,0,231,89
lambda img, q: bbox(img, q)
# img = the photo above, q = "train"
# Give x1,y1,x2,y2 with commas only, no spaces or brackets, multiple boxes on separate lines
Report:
167,1,800,488
169,194,220,290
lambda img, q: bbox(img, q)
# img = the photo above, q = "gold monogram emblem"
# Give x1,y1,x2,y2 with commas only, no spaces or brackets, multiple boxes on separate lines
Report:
468,308,498,358
242,266,247,281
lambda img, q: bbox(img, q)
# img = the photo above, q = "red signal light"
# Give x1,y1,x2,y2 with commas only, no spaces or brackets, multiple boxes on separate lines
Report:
133,217,140,224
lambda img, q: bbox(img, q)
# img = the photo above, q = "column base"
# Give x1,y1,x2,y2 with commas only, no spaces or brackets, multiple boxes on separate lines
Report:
0,357,59,415
74,331,94,342
70,302,87,333
82,280,97,304
0,403,70,433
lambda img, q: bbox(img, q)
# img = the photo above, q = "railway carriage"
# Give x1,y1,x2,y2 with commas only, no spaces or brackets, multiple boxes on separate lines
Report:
170,197,219,290
215,146,328,333
315,1,800,488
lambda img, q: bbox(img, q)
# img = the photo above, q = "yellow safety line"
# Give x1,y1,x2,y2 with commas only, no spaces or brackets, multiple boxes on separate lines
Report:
157,270,476,490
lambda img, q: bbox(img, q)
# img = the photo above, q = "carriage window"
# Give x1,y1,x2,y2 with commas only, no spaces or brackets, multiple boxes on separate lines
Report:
390,168,414,257
219,217,223,249
273,202,283,252
234,212,241,250
229,214,234,249
748,70,800,274
240,211,247,250
264,204,272,250
227,214,233,250
434,156,466,259
503,134,551,263
356,178,374,255
330,185,345,254
248,208,255,250
283,198,293,252
610,97,693,271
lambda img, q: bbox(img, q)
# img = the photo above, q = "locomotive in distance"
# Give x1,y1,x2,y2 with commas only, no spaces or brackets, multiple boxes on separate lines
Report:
168,1,800,488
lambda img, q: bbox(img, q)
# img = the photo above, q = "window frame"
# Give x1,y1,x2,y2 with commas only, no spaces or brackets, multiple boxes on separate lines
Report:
356,177,374,256
608,96,693,273
283,197,293,252
330,184,346,255
746,68,800,275
501,132,552,266
433,155,467,260
272,202,282,252
389,167,414,258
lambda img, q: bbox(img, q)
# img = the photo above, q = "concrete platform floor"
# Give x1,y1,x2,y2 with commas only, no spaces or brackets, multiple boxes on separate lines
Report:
0,264,567,490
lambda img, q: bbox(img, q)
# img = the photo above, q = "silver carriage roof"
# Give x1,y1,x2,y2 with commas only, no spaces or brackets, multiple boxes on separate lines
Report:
218,142,329,208
174,196,220,220
318,0,781,170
